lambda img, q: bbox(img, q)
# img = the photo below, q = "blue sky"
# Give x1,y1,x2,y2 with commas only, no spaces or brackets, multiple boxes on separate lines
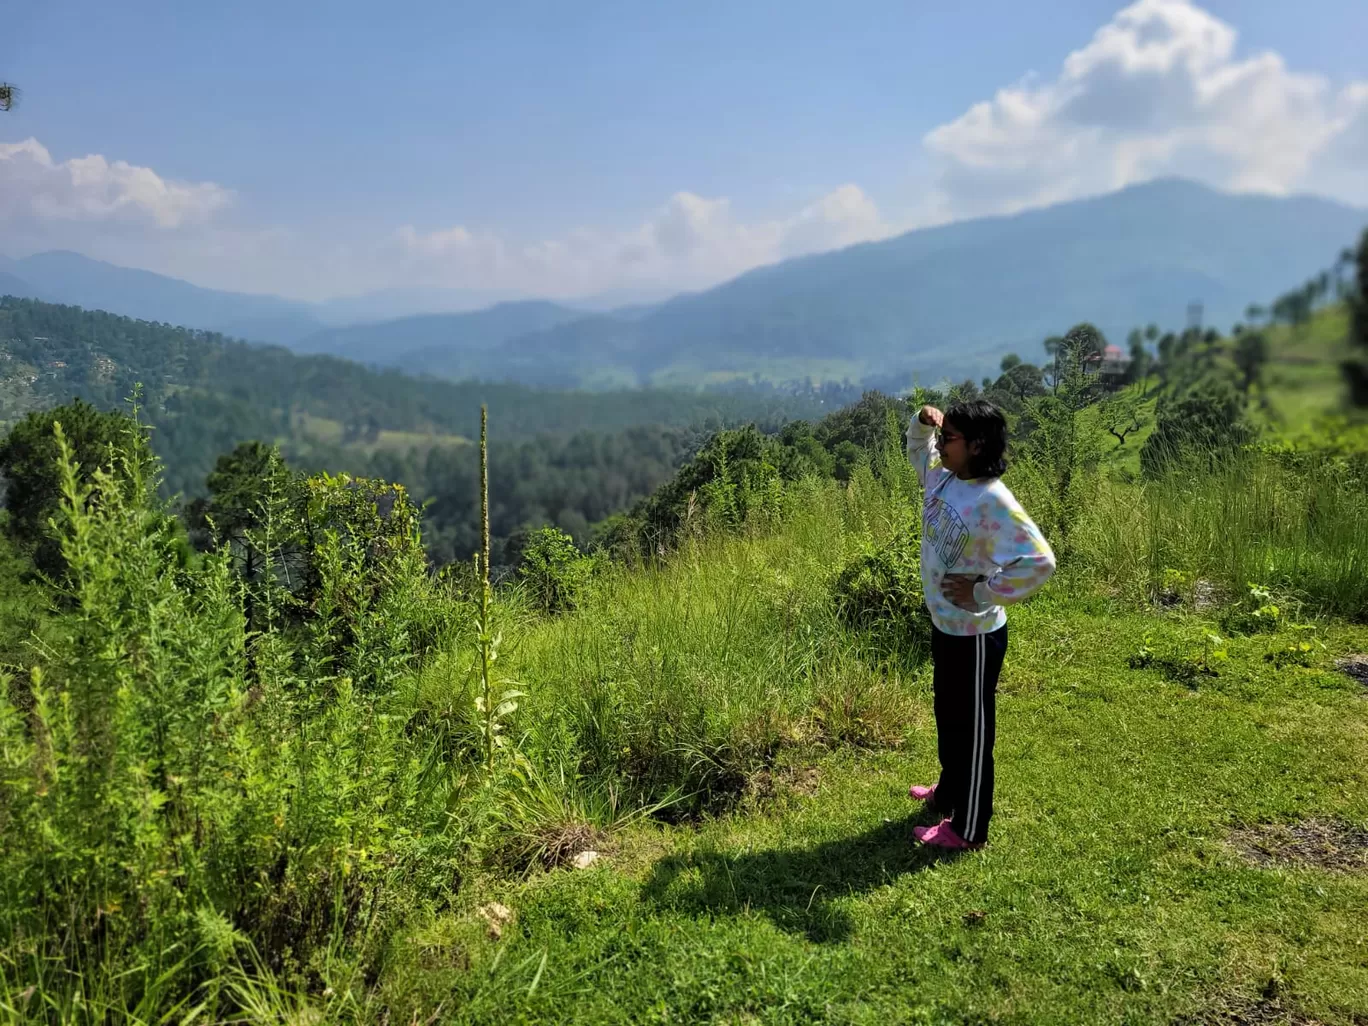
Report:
2,0,1366,302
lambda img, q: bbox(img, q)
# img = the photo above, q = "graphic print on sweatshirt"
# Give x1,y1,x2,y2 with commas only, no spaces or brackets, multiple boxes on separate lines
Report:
924,495,970,569
904,417,1058,635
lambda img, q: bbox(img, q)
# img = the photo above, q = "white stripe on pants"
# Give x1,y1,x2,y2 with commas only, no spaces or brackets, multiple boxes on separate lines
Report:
965,632,985,840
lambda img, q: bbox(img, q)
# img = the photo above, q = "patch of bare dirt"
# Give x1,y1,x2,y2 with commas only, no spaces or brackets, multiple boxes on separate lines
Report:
1153,577,1220,611
745,764,821,803
1175,992,1368,1025
1336,655,1368,688
476,902,515,941
1227,818,1368,873
1174,998,1332,1025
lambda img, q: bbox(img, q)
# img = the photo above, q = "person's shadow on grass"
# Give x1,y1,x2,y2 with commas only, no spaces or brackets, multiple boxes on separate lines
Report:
639,805,960,943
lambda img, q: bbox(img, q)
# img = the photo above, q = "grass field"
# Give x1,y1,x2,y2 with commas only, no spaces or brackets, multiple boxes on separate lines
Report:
398,602,1368,1024
291,410,471,455
337,470,1368,1025
1253,306,1354,440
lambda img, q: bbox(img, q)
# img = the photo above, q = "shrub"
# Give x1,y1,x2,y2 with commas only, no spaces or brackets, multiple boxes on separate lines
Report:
1264,640,1315,668
1219,584,1284,636
615,425,792,558
830,532,930,656
191,446,453,693
1140,381,1255,477
518,525,598,613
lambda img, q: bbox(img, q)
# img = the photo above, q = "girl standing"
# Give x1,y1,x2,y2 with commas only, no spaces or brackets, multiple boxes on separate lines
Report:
904,400,1056,849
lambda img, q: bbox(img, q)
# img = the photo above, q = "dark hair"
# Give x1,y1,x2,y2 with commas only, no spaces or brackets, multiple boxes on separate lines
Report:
945,400,1008,478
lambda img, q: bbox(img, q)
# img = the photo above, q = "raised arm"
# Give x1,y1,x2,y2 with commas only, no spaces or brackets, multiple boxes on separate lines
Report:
905,404,946,488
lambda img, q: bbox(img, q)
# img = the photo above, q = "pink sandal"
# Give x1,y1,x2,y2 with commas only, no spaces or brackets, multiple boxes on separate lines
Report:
908,783,937,802
913,818,985,850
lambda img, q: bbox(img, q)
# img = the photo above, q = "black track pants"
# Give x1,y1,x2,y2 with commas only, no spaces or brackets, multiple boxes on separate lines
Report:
930,622,1008,845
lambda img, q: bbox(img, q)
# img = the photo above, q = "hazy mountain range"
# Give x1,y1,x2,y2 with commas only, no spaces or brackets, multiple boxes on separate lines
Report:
3,178,1364,388
0,252,681,344
0,250,326,344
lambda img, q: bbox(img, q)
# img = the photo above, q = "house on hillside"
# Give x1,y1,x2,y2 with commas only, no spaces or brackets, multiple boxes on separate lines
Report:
1084,344,1131,384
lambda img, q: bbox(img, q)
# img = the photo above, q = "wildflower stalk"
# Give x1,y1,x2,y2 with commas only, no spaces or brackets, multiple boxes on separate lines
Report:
473,405,522,769
477,405,495,768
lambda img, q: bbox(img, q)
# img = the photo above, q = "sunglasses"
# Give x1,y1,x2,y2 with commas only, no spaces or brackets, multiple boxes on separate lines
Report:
936,428,965,445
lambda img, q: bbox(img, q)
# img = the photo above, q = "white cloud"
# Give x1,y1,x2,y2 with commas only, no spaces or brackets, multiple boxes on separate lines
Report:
780,184,889,258
392,184,891,297
922,0,1368,219
0,137,232,229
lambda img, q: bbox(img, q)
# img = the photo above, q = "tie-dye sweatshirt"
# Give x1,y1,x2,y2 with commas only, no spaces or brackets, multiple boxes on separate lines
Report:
905,418,1057,636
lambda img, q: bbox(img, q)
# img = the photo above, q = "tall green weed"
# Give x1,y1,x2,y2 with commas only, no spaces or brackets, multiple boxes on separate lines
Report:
1060,448,1368,618
0,420,473,1022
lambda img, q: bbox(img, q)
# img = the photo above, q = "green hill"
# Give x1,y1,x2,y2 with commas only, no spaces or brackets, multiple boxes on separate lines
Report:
0,296,836,502
1,296,859,564
1256,304,1356,434
5,249,326,345
1078,299,1364,479
9,181,1363,393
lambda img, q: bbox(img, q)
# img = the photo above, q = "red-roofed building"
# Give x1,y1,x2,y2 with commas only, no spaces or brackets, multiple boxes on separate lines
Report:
1084,344,1131,381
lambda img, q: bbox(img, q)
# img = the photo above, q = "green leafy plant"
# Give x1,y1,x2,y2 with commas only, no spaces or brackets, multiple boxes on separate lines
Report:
1126,628,1226,687
1200,631,1229,674
518,525,598,613
1264,640,1315,669
1127,633,1157,669
1220,583,1283,635
1263,625,1325,669
1155,567,1193,606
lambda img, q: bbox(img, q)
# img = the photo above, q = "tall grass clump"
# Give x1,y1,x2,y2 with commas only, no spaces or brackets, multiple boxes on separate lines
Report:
495,472,926,821
1063,446,1368,618
0,417,476,1022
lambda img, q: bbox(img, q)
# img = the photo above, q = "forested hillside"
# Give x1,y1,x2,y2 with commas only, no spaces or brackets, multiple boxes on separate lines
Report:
9,180,1360,393
6,225,1361,571
2,250,326,345
0,297,843,546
